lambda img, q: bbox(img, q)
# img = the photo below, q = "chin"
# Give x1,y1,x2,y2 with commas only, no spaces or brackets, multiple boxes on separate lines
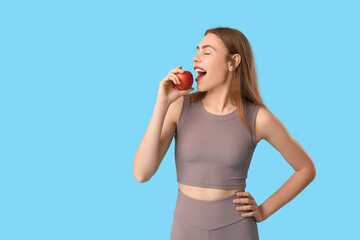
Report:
197,82,213,93
196,85,206,92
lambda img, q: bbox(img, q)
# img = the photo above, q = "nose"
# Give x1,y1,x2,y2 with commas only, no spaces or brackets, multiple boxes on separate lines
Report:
193,53,200,63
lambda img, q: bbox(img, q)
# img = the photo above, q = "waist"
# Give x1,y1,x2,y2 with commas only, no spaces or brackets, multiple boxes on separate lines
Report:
173,187,248,230
178,183,245,202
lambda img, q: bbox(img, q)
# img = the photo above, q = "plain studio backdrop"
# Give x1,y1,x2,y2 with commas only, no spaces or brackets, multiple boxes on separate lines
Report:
0,0,359,239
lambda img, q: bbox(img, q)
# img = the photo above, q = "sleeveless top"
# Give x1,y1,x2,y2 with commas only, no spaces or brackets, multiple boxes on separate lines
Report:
174,98,260,190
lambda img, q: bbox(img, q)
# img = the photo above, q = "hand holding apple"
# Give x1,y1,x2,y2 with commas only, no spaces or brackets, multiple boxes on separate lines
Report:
157,66,195,106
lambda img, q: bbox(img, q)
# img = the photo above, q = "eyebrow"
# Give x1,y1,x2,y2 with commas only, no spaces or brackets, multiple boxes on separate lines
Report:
196,45,216,51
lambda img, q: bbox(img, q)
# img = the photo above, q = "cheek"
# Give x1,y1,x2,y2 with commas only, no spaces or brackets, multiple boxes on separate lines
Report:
209,69,227,82
208,60,227,73
206,59,228,81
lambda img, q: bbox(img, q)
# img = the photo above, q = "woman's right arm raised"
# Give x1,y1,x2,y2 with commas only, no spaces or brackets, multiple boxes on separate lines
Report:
133,66,194,182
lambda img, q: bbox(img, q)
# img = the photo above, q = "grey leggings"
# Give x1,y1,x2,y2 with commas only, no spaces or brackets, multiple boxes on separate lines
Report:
170,188,259,240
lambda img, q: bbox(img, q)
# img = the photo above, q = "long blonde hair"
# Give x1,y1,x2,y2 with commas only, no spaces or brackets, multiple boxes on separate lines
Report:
185,27,267,137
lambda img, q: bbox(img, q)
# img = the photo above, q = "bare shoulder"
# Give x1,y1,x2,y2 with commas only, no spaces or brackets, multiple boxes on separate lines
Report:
167,96,186,129
255,106,292,148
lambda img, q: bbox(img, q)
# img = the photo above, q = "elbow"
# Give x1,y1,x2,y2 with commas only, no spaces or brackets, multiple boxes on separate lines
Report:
303,159,317,181
297,165,316,183
310,167,316,181
133,158,146,183
305,165,317,182
134,174,149,183
133,157,155,183
133,170,151,183
309,161,317,181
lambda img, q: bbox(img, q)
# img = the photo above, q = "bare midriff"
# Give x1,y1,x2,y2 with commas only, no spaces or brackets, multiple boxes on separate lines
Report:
178,183,245,201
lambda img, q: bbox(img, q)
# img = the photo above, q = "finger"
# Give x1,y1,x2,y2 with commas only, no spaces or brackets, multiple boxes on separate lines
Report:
180,88,194,94
166,75,174,84
233,198,252,204
235,204,254,211
172,66,182,71
241,212,255,218
169,73,181,84
170,76,178,85
236,192,254,199
170,69,185,74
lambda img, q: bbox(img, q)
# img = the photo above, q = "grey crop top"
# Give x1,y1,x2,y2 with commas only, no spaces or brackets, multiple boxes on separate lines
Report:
174,97,260,190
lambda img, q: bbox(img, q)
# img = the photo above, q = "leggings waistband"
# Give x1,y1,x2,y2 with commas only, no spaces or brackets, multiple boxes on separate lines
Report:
173,188,248,230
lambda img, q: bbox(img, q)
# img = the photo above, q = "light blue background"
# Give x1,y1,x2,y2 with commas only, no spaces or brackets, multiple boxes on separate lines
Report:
1,0,359,239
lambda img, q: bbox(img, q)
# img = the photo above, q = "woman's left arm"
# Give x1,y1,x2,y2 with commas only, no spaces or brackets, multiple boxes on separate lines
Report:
255,106,316,221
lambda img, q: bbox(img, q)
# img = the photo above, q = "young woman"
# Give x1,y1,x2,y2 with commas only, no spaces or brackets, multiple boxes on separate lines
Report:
133,27,316,240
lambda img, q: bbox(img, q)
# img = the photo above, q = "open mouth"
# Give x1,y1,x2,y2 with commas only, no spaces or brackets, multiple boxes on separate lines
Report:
195,69,207,81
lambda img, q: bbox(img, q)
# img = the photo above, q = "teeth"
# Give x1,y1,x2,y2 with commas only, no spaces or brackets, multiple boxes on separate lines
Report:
195,69,206,73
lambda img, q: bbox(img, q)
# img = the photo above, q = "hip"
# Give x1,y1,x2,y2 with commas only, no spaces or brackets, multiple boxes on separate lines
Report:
173,188,253,230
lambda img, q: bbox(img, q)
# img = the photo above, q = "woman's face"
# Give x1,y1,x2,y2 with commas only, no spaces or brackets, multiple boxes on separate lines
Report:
193,33,232,91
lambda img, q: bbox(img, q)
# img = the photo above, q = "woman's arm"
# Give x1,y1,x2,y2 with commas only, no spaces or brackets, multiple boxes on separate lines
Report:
256,107,316,221
133,95,182,183
133,100,172,183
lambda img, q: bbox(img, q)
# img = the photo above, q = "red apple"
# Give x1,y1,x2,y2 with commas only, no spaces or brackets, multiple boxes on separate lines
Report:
174,71,193,91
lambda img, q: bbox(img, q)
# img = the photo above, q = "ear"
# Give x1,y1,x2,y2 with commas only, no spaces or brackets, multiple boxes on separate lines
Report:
228,54,241,71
